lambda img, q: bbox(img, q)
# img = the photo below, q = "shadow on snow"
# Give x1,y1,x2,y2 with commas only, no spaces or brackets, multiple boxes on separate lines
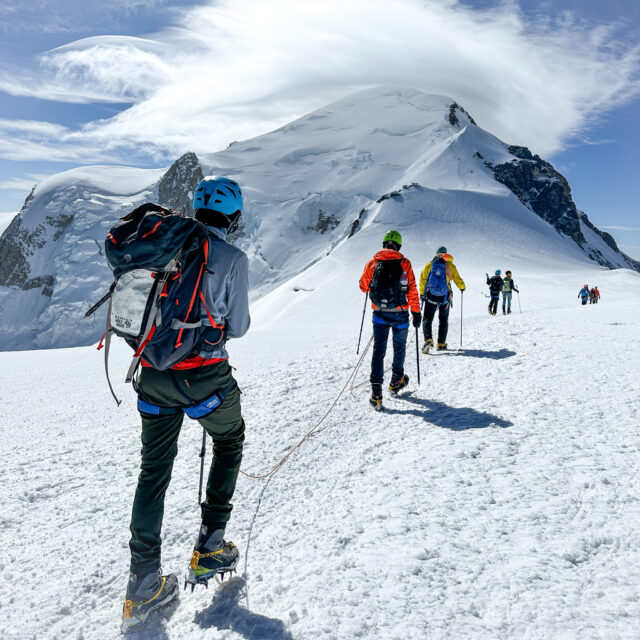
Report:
194,576,292,640
129,598,179,640
436,348,516,359
383,394,513,430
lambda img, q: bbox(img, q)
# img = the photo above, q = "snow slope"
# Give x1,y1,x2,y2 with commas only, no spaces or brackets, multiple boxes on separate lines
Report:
0,211,15,235
1,289,639,639
0,86,635,351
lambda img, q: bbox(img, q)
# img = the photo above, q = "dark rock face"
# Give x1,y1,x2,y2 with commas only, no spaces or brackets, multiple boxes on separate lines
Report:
486,145,586,246
449,102,477,127
485,145,640,271
157,152,204,216
308,210,340,234
0,189,73,296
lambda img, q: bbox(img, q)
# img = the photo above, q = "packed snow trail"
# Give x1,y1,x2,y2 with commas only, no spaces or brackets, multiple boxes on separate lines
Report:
1,297,639,640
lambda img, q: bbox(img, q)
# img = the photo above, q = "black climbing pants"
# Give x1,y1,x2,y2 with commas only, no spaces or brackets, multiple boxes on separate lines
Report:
129,360,244,574
422,293,450,344
489,294,500,314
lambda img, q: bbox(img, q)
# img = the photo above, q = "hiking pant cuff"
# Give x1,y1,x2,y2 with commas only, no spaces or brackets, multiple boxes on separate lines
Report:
130,560,161,576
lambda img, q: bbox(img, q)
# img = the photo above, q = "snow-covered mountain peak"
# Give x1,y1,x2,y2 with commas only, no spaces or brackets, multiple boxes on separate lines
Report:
0,86,636,351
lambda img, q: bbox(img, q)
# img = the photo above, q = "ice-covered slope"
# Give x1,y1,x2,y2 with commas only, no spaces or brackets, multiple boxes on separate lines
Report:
0,86,636,351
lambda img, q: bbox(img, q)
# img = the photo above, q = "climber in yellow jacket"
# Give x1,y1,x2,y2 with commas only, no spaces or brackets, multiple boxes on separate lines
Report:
418,247,465,352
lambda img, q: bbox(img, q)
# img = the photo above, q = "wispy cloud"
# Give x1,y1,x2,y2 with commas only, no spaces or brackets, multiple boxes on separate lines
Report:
0,119,126,162
0,0,638,163
0,177,43,191
600,225,640,232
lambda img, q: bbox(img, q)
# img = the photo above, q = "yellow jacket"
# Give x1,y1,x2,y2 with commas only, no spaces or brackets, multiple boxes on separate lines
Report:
419,254,465,297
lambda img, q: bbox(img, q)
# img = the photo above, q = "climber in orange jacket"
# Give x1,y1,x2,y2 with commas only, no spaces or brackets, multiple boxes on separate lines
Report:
359,230,421,409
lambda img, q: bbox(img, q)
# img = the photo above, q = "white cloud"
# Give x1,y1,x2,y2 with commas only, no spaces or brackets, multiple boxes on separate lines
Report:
0,118,125,162
0,176,45,191
0,0,638,162
600,225,640,232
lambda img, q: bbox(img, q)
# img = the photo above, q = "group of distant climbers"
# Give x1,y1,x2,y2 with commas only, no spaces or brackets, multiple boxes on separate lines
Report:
578,285,600,305
358,231,532,409
486,270,519,315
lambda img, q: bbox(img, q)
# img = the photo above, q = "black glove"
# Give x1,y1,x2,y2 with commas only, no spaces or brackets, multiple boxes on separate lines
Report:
412,311,422,327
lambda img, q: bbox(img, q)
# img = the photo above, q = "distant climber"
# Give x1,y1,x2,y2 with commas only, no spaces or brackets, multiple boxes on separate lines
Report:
486,271,503,315
578,285,590,305
501,270,519,315
590,286,600,304
359,230,421,410
419,247,465,352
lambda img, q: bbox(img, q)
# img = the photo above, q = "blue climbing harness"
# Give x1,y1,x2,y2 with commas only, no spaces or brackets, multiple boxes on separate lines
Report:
137,382,235,419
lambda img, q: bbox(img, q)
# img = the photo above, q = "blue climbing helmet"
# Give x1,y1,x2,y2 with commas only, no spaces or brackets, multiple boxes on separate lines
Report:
193,176,243,216
495,269,501,275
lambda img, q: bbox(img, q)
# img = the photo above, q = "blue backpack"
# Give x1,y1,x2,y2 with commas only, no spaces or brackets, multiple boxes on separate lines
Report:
425,257,449,297
86,203,224,403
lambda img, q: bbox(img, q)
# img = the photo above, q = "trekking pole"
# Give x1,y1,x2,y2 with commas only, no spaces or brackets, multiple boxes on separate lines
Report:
460,290,464,347
356,292,368,354
197,427,207,506
517,291,522,314
415,326,421,385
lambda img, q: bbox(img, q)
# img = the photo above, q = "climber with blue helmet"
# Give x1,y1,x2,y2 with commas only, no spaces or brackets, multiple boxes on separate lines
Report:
486,269,504,315
124,175,251,627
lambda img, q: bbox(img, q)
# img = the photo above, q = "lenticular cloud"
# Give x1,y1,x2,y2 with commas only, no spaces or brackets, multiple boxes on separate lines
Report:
0,0,638,162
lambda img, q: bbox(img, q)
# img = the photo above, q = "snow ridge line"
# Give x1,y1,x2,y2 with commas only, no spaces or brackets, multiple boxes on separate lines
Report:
238,335,374,480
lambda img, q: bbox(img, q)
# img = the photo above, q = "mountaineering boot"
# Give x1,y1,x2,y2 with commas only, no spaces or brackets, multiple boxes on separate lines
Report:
437,343,448,351
503,309,506,315
389,375,409,395
507,309,511,314
422,338,434,354
369,384,383,411
185,525,239,590
121,569,179,634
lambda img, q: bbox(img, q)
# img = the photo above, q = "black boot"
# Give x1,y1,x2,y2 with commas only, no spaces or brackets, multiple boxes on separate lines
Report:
389,375,409,395
185,525,239,590
122,569,179,633
369,384,383,410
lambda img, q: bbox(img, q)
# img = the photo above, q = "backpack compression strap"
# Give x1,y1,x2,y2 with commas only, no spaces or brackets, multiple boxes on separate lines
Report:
98,297,122,406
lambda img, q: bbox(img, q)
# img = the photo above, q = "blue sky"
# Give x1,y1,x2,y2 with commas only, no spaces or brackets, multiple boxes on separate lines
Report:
0,0,638,257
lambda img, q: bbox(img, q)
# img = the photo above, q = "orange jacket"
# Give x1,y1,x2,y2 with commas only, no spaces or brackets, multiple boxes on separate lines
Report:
359,249,421,313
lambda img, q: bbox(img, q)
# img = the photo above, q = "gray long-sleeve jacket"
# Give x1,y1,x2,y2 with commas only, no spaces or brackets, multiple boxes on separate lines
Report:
198,225,250,360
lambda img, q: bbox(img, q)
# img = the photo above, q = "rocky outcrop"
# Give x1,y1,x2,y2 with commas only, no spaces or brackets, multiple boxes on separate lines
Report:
157,152,203,216
0,199,72,297
449,102,477,127
308,211,340,233
484,145,640,271
485,145,586,246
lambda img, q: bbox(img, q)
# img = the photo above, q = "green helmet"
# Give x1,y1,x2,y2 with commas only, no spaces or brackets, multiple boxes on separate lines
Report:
383,230,402,248
436,246,447,254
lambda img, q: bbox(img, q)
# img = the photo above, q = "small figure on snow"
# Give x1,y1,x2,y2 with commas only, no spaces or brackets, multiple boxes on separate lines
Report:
592,286,600,304
121,177,250,633
359,230,421,410
486,270,503,315
501,270,519,315
578,285,590,306
418,246,465,352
